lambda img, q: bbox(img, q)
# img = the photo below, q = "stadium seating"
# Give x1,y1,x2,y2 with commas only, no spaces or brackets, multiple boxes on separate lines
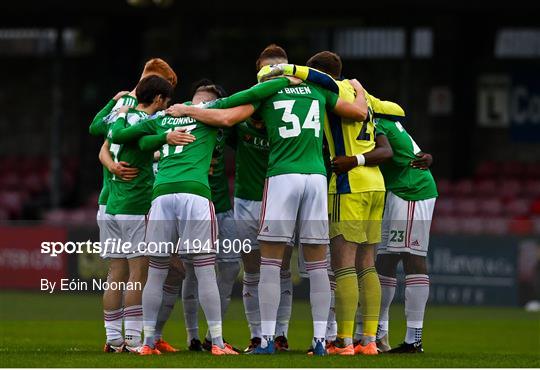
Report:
1,158,538,236
431,160,540,235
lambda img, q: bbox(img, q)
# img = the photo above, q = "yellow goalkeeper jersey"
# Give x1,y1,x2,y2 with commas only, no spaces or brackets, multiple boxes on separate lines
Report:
324,80,385,194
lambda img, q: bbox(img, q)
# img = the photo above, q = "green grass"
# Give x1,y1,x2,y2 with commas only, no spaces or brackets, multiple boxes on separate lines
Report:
0,291,539,367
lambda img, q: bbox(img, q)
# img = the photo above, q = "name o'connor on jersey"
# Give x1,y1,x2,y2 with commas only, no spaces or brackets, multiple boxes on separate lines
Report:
161,116,196,126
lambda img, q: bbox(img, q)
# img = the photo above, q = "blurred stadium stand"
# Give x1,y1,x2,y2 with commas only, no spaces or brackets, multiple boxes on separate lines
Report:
0,0,538,237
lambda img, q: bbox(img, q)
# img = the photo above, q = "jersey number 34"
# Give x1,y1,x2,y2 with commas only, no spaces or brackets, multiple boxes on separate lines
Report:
273,100,320,139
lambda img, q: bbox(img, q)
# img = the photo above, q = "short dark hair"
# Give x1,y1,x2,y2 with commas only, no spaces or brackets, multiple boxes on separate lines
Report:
306,51,342,79
135,75,174,105
256,44,288,71
191,78,227,99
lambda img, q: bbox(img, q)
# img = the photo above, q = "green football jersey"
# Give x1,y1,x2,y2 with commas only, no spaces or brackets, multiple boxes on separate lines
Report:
111,110,217,201
229,120,270,201
106,108,153,215
375,118,438,201
209,128,232,214
89,94,138,205
252,82,338,177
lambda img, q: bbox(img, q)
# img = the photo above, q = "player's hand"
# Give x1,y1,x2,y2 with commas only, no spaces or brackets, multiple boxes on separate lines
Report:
166,128,196,146
109,161,139,181
113,91,130,101
348,79,364,94
208,158,218,176
118,105,130,114
331,155,358,175
165,103,189,117
285,76,303,86
257,64,295,82
411,152,433,169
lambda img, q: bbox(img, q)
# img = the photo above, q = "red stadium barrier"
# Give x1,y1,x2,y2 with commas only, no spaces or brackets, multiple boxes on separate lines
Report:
0,226,67,289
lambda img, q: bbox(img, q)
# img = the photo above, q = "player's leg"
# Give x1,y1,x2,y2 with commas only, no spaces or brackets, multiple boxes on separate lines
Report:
354,192,385,355
255,174,301,354
141,194,176,354
275,247,293,351
257,242,287,353
123,256,147,351
242,248,261,351
373,191,401,352
387,196,435,354
300,174,331,356
328,192,374,355
402,254,429,345
374,254,400,352
302,244,332,355
329,234,358,354
354,245,381,354
154,256,184,353
326,275,338,345
181,261,201,350
100,208,128,352
119,214,148,352
102,258,128,351
181,194,237,355
211,209,241,348
235,197,262,351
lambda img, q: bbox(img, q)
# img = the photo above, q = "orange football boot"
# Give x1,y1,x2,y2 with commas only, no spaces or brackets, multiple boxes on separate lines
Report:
155,338,179,353
139,344,162,356
327,342,355,355
354,341,378,355
211,344,239,355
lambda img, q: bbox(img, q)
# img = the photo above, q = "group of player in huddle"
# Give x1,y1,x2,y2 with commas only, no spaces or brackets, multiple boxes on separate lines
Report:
90,44,437,356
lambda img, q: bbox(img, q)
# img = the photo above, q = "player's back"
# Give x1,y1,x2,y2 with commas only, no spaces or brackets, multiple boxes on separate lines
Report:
106,109,154,215
152,113,217,194
325,81,385,194
375,117,437,201
233,120,270,201
255,82,336,178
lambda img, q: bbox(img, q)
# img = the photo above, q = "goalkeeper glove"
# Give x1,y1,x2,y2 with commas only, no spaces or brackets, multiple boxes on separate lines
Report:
257,64,296,82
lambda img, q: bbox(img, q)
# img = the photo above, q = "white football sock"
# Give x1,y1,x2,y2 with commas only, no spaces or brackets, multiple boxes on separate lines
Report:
404,274,429,343
193,254,224,348
124,305,143,347
103,308,123,346
242,272,261,339
217,261,240,318
305,260,331,342
326,279,337,342
377,275,397,340
259,257,282,347
275,269,292,338
181,262,199,342
142,257,170,347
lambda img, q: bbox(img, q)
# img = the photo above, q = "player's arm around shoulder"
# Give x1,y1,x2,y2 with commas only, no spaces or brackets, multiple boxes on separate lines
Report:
110,107,155,144
332,131,393,174
89,90,130,136
166,102,255,128
331,79,368,121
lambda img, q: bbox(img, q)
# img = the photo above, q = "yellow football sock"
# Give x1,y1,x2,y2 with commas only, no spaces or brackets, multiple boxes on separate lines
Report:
358,267,381,338
334,267,358,339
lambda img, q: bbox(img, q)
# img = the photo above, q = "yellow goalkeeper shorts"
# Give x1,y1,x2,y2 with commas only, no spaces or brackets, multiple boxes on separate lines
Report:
329,191,385,245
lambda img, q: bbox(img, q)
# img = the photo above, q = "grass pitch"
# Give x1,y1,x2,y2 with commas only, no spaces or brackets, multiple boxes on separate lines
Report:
0,291,539,367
